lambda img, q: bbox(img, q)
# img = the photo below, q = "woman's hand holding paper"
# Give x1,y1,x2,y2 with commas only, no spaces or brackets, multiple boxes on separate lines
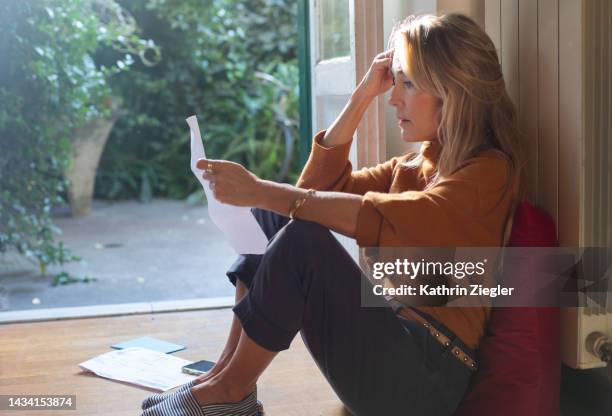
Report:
196,158,262,207
196,156,361,240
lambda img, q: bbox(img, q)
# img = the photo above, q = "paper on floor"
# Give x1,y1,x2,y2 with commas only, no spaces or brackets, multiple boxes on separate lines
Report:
78,347,195,391
187,115,268,255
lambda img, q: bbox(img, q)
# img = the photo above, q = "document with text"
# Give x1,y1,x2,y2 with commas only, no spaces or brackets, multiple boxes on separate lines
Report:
78,347,195,392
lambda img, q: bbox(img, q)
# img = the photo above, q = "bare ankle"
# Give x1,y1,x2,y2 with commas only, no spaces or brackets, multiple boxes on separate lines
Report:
218,379,255,403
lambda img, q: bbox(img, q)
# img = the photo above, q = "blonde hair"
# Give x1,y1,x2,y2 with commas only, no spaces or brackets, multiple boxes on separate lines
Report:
388,13,526,245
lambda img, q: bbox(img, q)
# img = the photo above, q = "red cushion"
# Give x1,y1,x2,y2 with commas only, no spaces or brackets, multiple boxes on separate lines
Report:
454,201,561,416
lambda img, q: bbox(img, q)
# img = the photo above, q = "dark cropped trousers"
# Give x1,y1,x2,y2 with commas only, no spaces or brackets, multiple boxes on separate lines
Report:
227,208,474,416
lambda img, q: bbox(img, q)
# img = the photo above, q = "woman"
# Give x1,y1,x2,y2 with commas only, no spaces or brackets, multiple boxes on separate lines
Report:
141,13,525,416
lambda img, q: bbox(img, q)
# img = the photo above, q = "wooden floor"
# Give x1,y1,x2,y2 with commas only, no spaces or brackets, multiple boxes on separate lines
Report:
0,308,347,415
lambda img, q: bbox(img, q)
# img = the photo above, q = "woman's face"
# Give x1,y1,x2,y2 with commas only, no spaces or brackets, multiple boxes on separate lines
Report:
388,59,441,143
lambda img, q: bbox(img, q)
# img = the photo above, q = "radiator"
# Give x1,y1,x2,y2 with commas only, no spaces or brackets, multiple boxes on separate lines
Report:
560,0,612,370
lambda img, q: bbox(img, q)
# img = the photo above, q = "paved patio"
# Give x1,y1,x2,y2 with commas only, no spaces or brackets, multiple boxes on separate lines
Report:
0,199,237,312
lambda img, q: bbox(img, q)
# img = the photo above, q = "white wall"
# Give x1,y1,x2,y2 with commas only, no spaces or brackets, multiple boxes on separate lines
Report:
438,0,484,26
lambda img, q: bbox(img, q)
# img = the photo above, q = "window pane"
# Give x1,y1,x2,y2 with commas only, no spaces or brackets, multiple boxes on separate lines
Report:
319,0,350,60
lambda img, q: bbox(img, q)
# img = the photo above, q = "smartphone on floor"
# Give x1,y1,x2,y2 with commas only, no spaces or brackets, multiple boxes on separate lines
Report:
182,359,215,376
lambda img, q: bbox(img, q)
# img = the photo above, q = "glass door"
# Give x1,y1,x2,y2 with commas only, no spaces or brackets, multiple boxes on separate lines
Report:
309,0,385,260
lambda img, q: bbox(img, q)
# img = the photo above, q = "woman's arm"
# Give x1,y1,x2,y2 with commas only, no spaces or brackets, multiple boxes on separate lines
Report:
309,48,394,149
321,88,373,148
195,159,362,238
194,50,396,238
256,179,361,238
296,49,396,192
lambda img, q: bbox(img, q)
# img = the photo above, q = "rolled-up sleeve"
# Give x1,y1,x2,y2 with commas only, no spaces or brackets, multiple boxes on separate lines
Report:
296,129,406,195
295,129,353,191
355,154,511,247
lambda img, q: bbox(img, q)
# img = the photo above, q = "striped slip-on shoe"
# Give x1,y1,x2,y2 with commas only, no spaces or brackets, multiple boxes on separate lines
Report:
197,387,261,416
141,380,196,410
141,385,262,416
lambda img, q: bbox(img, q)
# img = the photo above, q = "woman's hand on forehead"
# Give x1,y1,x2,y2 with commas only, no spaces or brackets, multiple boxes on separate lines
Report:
356,48,396,98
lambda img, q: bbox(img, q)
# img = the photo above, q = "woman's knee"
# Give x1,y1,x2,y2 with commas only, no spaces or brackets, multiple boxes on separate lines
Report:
267,219,350,273
276,218,334,249
250,207,291,240
249,209,332,245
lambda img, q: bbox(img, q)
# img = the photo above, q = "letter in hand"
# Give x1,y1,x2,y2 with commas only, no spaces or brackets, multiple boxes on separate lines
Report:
196,158,262,207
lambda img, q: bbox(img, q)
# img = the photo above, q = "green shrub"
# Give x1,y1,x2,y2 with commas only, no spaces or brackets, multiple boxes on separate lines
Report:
95,0,300,201
0,0,299,275
0,0,156,273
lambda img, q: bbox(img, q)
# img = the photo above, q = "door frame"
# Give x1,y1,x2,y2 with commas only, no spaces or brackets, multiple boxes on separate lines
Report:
298,0,313,166
298,0,386,170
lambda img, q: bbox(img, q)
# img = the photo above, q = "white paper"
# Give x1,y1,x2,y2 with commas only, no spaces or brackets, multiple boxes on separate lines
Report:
187,115,268,255
78,347,195,392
